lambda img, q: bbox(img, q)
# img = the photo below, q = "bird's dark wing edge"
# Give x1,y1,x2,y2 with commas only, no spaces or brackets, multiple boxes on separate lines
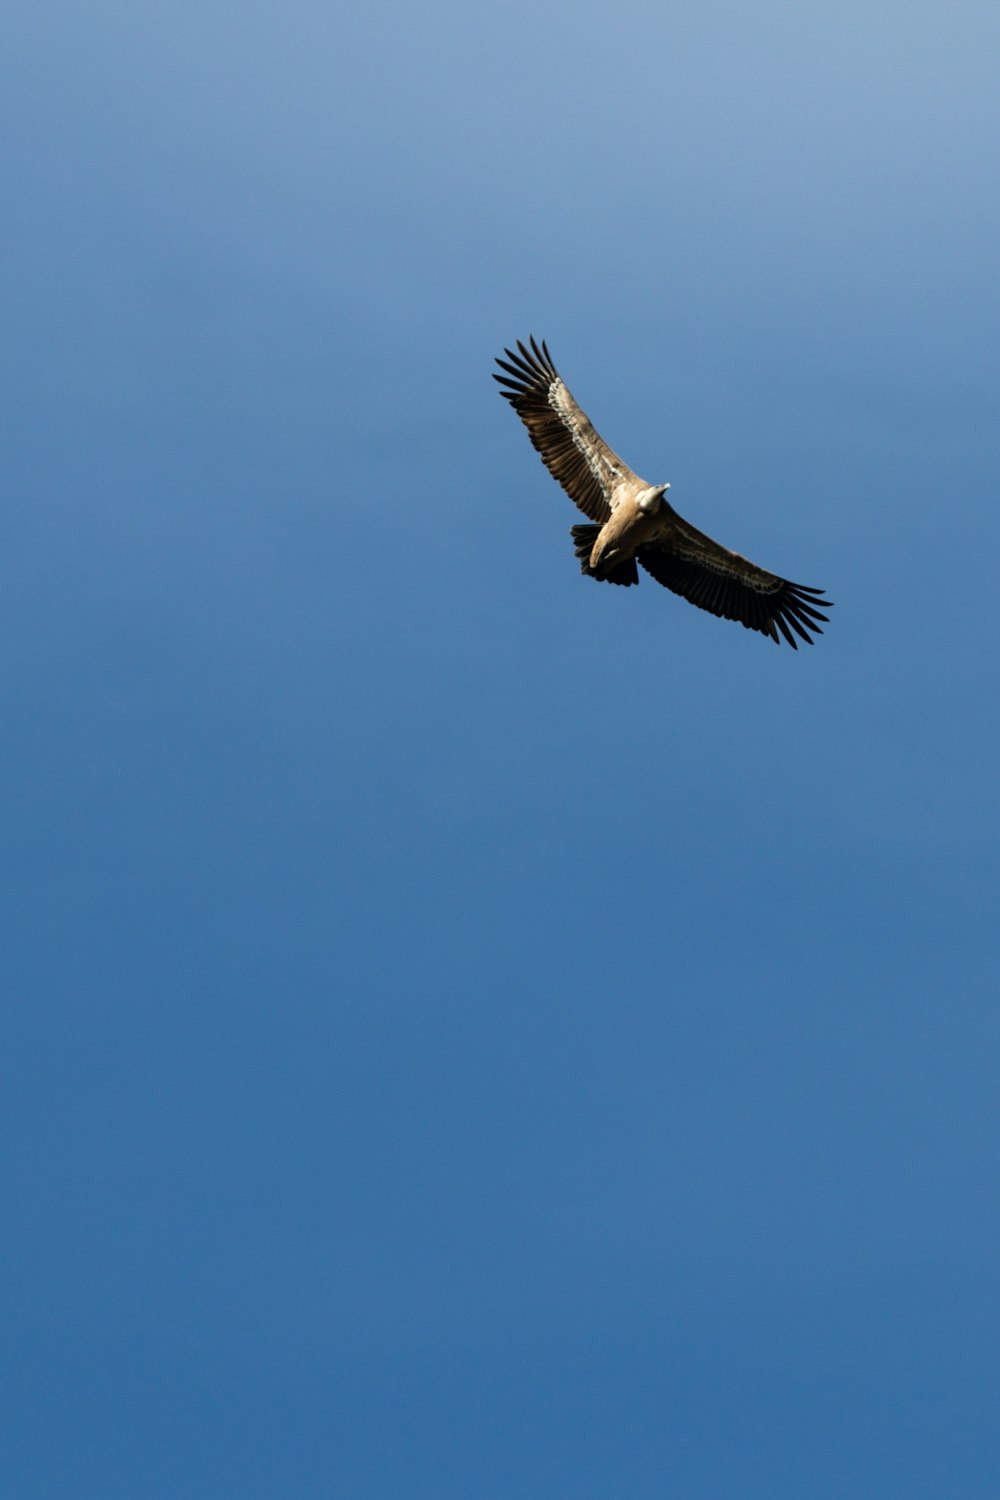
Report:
638,537,833,648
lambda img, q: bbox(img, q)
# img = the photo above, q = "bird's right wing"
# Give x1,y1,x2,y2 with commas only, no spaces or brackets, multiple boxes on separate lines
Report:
493,338,641,523
638,507,832,647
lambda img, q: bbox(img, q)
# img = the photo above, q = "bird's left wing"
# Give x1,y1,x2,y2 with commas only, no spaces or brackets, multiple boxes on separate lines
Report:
493,338,641,524
638,507,832,648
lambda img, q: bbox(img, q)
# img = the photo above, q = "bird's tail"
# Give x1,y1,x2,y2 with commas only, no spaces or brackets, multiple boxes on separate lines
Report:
571,525,601,569
570,525,638,587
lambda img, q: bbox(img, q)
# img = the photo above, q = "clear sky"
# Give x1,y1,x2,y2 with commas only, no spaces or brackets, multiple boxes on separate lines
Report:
3,1,999,1495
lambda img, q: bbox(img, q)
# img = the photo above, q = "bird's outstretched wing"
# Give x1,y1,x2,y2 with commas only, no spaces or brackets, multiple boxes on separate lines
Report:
638,508,832,648
493,338,641,523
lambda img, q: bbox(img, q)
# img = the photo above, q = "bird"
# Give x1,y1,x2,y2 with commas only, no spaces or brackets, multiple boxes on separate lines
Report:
493,337,832,647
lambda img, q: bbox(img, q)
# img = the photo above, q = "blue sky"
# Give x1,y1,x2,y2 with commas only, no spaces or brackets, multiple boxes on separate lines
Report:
3,1,999,1494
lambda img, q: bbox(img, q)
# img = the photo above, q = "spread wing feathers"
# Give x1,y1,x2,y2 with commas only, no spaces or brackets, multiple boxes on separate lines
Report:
493,337,639,524
637,512,833,648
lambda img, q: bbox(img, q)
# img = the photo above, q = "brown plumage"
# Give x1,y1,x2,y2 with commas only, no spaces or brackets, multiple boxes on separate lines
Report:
494,337,832,648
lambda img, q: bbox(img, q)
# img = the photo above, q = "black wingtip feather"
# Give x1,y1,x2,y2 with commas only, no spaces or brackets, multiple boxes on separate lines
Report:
775,615,799,648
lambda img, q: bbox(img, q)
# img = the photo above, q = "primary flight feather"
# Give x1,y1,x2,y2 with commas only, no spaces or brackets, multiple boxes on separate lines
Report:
494,337,832,648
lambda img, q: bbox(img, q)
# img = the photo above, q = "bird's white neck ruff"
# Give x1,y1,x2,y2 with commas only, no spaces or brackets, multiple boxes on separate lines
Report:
637,484,670,514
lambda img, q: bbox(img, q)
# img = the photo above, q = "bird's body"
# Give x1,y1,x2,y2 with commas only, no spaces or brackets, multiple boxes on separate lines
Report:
583,486,675,578
494,337,832,647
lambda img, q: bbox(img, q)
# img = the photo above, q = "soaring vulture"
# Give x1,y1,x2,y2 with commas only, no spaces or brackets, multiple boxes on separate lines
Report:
494,337,832,647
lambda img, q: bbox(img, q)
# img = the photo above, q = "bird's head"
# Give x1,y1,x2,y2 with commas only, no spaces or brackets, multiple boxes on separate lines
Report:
637,483,670,514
